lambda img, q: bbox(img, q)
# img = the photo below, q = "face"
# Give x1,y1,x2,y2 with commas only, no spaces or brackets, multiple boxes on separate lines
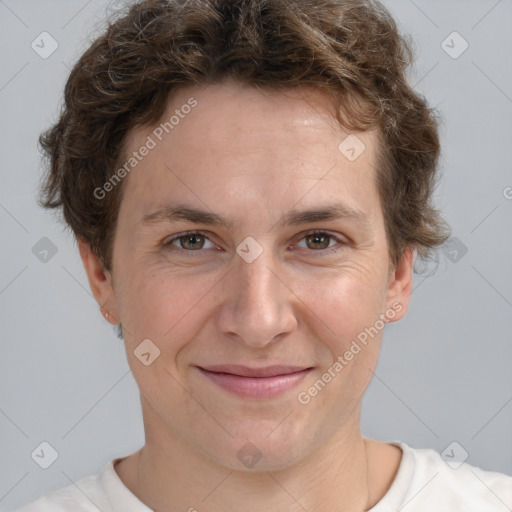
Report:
81,81,412,471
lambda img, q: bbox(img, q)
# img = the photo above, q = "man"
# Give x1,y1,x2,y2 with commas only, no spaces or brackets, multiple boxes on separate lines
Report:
17,0,512,510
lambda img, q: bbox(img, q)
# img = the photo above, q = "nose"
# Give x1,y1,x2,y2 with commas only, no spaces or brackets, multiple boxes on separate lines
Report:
216,248,297,348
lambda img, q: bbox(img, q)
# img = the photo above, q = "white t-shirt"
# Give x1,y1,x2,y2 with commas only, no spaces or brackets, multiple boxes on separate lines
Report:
13,441,512,511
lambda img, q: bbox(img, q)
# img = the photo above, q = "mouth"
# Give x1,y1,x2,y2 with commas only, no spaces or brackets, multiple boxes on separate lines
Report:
196,365,313,398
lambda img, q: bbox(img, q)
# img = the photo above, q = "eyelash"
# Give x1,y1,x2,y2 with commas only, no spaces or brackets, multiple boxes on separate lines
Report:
162,230,347,256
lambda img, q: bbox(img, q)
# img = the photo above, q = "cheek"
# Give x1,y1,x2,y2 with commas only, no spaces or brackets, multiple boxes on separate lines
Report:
117,262,220,349
327,283,383,337
297,259,389,343
294,262,388,404
116,265,219,402
298,273,386,412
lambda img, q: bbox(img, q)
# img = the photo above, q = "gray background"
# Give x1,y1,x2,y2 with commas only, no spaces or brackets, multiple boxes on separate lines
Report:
1,0,511,509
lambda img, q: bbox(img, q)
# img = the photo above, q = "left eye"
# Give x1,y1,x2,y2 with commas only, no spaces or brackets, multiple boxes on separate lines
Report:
296,232,340,251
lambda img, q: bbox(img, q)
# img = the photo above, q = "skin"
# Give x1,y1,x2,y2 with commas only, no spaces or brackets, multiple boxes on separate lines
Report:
79,81,413,512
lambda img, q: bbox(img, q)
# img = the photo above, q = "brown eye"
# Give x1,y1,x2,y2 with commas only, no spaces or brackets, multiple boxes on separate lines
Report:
164,232,215,251
304,233,332,250
178,234,206,250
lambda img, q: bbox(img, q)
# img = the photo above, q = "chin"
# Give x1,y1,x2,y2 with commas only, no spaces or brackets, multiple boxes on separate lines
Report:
201,421,313,472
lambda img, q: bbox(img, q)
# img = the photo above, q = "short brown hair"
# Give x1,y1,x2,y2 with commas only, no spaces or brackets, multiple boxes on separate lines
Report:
39,0,450,274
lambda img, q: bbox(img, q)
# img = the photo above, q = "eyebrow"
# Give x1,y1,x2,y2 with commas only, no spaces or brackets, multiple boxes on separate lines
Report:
141,205,233,230
139,201,370,230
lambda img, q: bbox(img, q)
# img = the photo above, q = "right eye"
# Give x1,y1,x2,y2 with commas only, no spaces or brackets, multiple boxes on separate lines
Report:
162,231,217,252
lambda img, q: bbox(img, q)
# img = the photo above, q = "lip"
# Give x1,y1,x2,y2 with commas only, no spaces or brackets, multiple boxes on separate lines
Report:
196,365,313,398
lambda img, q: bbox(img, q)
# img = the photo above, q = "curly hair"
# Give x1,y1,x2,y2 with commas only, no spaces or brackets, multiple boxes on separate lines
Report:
39,0,450,275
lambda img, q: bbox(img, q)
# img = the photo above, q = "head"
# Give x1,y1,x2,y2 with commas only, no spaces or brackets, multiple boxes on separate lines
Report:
39,0,450,470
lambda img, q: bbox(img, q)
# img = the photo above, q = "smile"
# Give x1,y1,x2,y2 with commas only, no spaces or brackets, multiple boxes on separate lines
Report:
196,365,313,398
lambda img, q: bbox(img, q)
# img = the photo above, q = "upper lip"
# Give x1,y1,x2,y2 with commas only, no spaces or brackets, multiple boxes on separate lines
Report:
198,365,312,378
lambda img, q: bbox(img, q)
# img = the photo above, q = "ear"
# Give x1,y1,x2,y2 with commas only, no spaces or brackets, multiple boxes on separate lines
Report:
384,246,414,323
78,238,120,325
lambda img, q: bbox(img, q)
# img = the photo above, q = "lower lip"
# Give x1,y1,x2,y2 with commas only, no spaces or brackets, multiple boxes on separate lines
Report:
197,367,312,398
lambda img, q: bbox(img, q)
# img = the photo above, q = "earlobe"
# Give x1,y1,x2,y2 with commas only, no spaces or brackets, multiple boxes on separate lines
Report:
385,246,414,323
99,303,120,324
77,238,120,325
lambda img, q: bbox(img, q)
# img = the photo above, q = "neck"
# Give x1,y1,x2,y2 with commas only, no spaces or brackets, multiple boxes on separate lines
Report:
119,414,380,512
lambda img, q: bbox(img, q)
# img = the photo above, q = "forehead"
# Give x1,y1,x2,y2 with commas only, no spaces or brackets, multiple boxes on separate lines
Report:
119,81,381,223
